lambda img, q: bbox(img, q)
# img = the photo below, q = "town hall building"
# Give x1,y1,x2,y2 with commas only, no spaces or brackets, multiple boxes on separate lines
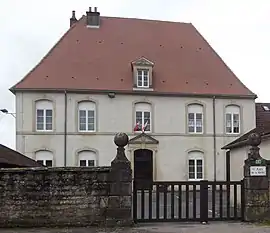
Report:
10,7,257,183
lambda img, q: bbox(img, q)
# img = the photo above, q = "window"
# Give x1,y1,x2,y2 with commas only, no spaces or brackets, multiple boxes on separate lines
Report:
132,57,154,89
225,105,240,134
37,160,52,167
35,150,53,167
35,100,53,131
78,150,97,167
188,159,203,180
78,101,96,132
187,104,203,133
134,102,151,132
188,151,204,180
137,69,149,88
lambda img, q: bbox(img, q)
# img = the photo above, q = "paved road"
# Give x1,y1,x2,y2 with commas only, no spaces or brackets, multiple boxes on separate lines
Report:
1,222,270,232
136,222,270,233
134,190,242,220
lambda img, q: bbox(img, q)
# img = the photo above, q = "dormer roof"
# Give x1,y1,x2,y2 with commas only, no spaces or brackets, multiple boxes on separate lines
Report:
131,57,154,67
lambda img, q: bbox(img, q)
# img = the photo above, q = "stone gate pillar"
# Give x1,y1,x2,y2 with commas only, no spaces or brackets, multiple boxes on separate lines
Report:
106,132,133,226
243,132,269,221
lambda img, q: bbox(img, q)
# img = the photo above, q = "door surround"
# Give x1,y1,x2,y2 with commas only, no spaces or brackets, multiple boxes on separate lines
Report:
128,132,159,180
128,146,157,181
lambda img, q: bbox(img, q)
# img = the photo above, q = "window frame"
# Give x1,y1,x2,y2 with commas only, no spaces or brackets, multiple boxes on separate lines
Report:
135,110,151,132
188,158,203,181
137,69,150,88
79,159,96,167
37,159,53,167
188,112,203,134
225,106,240,135
187,104,204,134
35,150,54,167
78,101,96,132
35,101,53,132
78,150,97,167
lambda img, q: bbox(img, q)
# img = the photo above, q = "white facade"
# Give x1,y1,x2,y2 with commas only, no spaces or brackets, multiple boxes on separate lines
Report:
229,139,270,181
15,92,256,181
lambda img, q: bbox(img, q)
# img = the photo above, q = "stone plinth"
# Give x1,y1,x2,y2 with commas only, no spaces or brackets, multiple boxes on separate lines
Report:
106,132,133,226
243,133,269,221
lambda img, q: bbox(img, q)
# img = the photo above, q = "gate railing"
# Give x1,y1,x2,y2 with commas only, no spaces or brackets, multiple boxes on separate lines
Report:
133,180,244,223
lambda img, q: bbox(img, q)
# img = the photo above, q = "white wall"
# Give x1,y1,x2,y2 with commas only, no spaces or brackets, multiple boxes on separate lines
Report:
15,92,256,181
230,139,270,181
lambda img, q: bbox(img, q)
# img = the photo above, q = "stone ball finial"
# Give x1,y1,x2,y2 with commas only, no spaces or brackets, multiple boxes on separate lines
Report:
114,132,129,147
248,132,261,147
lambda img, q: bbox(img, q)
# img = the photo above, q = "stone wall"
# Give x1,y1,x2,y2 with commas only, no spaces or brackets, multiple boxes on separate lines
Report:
0,167,111,227
0,133,133,228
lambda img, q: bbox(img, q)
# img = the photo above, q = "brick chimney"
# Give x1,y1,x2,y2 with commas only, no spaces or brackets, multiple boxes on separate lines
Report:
86,7,100,28
70,10,77,27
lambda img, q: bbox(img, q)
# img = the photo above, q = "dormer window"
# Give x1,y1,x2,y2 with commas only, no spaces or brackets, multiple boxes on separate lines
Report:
137,69,149,88
131,56,154,90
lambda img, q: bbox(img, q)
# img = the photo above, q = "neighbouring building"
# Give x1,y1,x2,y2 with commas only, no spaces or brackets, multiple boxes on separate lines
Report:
222,103,270,181
0,144,42,168
10,7,256,182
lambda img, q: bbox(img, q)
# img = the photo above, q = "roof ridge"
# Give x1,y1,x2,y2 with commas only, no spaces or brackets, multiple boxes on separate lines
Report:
9,16,84,93
99,15,192,24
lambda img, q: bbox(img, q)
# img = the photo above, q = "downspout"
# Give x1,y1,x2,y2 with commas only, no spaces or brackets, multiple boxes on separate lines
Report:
213,96,217,181
64,90,67,166
21,92,25,154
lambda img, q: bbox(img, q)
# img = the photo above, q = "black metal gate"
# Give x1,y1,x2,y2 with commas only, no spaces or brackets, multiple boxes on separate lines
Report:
133,180,245,223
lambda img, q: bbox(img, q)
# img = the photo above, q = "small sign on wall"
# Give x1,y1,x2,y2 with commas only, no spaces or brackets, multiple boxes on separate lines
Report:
250,166,267,176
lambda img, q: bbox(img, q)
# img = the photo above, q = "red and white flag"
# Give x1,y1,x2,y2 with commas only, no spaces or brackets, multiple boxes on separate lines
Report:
133,122,140,131
142,121,148,132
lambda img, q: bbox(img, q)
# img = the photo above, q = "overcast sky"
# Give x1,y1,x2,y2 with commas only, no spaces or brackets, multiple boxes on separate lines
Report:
0,0,269,149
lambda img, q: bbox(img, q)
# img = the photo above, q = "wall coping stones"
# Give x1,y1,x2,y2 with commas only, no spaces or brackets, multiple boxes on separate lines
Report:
0,166,111,173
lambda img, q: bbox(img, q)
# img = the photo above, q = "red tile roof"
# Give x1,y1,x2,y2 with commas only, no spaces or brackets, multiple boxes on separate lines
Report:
255,103,270,127
11,15,256,97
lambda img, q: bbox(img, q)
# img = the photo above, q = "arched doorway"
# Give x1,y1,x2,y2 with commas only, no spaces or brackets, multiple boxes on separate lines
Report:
134,149,153,189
